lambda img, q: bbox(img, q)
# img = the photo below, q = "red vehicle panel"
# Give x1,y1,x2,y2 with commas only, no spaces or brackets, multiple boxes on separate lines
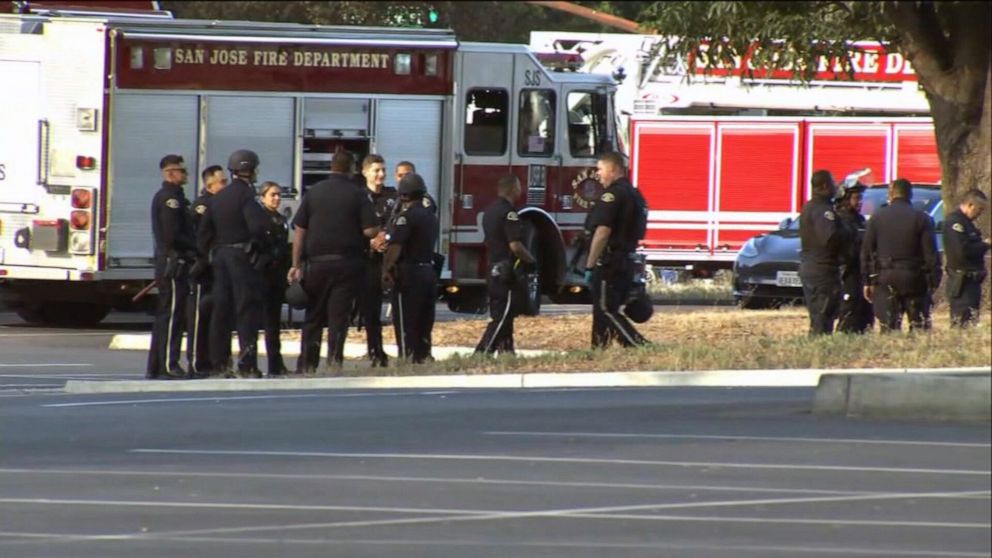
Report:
718,127,796,213
894,127,941,183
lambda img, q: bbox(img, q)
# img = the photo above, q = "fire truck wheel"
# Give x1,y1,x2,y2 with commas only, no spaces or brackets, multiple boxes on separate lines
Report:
14,301,112,327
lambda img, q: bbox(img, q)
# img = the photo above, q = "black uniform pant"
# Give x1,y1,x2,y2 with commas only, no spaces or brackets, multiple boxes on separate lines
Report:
591,260,648,349
800,270,840,335
948,270,985,328
475,271,516,356
359,259,388,362
392,264,437,364
185,276,212,374
147,256,188,378
298,259,364,371
263,267,288,374
209,246,264,373
837,270,873,334
873,284,931,332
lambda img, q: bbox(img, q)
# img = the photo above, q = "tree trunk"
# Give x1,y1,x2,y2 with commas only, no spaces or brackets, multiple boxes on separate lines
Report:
925,63,992,234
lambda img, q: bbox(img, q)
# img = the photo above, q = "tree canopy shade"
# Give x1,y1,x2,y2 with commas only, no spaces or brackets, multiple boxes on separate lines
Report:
635,1,991,229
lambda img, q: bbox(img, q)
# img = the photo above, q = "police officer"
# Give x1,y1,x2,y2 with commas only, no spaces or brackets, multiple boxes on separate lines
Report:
360,154,397,367
943,188,990,327
258,181,291,375
185,164,227,376
383,173,439,364
197,149,269,377
860,178,941,332
834,178,873,334
799,170,843,335
147,154,197,380
288,151,380,373
584,151,649,349
474,174,534,356
394,161,438,215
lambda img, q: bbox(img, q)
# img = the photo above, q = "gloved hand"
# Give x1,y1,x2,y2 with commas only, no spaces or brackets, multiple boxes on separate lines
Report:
583,269,594,285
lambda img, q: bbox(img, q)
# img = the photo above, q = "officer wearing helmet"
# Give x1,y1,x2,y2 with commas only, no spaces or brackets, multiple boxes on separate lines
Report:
834,174,873,333
288,150,379,373
383,173,438,363
197,149,269,377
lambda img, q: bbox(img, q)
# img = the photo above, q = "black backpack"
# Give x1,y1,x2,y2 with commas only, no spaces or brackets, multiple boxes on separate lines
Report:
628,186,649,243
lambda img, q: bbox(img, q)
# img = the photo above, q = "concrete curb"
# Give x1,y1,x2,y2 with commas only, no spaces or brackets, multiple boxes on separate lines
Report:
813,372,992,422
63,366,991,395
108,333,554,361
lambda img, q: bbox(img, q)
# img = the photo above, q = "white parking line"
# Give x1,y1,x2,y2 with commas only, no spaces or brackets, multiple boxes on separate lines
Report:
43,392,414,408
52,488,987,540
130,449,992,477
0,467,953,497
0,364,93,368
484,431,992,448
0,533,985,557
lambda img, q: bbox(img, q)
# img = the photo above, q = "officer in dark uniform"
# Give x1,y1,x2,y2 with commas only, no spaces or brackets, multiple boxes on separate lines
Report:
197,149,269,377
288,151,380,373
383,173,439,364
943,188,990,327
258,181,291,375
860,178,941,332
834,178,873,334
474,174,535,356
799,170,842,335
584,151,649,349
185,164,227,376
147,154,197,380
359,154,396,367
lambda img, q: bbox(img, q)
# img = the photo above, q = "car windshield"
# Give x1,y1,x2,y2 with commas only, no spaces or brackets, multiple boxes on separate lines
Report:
783,185,942,231
861,187,942,217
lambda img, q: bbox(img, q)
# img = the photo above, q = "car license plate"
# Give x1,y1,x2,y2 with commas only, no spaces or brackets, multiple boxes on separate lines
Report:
775,271,802,287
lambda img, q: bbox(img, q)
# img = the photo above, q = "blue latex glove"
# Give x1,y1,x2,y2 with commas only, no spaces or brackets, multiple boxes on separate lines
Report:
583,269,594,285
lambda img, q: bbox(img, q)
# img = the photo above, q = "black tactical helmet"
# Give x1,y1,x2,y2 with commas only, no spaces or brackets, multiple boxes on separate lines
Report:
398,173,427,197
623,291,654,324
285,281,308,310
227,149,260,173
838,168,869,199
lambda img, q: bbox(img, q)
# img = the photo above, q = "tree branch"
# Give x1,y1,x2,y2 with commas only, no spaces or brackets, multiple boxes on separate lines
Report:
883,1,952,74
524,1,648,33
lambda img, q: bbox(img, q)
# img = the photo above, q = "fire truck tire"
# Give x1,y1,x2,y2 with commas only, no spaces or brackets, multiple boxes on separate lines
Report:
445,288,488,314
14,301,112,327
519,221,542,316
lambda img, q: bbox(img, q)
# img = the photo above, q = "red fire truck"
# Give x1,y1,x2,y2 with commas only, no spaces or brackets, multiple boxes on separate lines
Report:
0,3,616,324
531,32,941,272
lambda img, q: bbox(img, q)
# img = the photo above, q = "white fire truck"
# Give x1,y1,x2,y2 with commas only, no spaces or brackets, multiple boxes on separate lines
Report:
531,32,940,272
0,2,618,324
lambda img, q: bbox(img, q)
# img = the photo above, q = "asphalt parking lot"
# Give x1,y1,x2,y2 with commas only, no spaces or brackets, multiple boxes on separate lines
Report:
0,386,988,557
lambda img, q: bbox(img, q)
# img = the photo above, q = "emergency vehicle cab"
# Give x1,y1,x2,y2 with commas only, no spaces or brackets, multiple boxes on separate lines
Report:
0,2,618,324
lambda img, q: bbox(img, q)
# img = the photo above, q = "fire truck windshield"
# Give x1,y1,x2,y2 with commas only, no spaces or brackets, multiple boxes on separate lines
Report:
566,91,611,157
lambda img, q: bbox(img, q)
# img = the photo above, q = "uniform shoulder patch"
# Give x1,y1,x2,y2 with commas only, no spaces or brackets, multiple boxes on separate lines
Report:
824,210,835,221
600,192,615,203
506,211,519,221
395,216,407,226
422,198,431,208
194,204,206,215
165,198,180,209
952,222,965,233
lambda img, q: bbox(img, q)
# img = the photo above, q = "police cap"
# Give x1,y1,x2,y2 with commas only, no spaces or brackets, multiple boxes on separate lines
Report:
285,281,309,310
227,149,260,173
398,173,427,197
623,292,654,324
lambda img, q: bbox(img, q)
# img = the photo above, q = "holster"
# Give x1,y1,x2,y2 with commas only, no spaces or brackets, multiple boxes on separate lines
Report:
490,260,514,286
432,252,445,277
948,270,966,299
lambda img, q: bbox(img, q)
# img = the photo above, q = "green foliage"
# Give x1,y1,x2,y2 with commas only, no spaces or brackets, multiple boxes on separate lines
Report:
637,1,899,82
160,1,654,43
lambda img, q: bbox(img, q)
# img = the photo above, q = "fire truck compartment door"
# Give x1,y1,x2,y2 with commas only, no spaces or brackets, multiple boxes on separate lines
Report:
206,96,294,190
108,93,198,262
0,60,41,205
374,99,442,209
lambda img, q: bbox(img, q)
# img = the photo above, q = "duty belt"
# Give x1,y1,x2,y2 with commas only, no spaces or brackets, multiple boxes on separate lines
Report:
308,253,349,262
219,242,250,249
949,268,985,278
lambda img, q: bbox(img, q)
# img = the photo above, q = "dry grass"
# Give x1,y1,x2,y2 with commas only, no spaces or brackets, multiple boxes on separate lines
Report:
294,303,991,376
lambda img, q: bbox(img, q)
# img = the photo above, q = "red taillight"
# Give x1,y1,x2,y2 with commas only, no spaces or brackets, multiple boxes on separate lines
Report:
0,269,8,276
80,272,95,280
71,188,93,209
70,210,91,230
76,156,97,170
